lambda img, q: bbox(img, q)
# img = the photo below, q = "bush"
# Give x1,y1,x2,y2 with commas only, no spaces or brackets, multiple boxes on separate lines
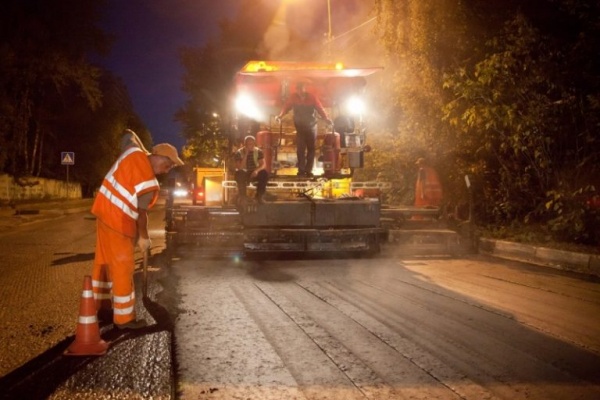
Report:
542,187,600,246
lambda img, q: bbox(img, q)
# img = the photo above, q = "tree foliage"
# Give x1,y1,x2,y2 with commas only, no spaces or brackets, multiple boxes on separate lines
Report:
0,0,111,177
0,0,147,197
52,71,151,196
176,0,280,167
443,3,600,244
372,0,473,209
174,0,599,244
374,0,600,245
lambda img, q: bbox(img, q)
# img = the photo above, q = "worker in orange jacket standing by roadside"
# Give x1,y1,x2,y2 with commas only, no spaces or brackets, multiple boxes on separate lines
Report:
91,129,184,330
414,157,443,208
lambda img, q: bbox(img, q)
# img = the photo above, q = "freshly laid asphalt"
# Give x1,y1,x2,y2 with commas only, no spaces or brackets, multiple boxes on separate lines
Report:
0,198,177,399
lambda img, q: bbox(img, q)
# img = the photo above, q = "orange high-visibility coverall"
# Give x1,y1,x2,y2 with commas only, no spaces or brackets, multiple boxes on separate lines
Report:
415,166,443,207
91,147,159,325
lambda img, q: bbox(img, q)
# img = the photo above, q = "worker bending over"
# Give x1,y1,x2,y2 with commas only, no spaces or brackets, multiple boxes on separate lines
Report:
91,129,184,330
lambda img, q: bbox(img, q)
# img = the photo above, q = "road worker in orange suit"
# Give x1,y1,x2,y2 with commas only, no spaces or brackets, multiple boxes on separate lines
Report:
414,157,443,208
91,129,184,330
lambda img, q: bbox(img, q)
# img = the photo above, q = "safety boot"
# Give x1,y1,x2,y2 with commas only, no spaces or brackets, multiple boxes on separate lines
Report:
116,319,148,330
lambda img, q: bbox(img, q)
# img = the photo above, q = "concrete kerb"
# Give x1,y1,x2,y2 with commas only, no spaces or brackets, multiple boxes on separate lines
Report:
479,238,600,278
0,199,94,232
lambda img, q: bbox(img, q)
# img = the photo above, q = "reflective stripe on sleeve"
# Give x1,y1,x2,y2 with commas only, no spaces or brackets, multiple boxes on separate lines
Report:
135,178,160,194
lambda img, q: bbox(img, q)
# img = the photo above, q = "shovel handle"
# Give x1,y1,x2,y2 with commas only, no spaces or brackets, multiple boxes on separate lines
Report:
142,248,149,297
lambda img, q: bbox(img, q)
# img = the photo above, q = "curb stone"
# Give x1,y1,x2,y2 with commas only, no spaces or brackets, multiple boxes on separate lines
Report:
0,199,94,232
479,238,600,278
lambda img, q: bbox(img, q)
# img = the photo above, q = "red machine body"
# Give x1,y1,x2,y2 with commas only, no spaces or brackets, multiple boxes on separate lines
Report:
322,132,341,175
235,61,383,178
165,61,387,258
256,130,274,173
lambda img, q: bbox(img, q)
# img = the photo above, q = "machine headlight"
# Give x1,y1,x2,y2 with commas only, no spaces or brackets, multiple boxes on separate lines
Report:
235,93,263,121
346,96,365,116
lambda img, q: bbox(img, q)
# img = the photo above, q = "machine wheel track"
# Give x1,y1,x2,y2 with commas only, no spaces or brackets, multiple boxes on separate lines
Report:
235,280,471,400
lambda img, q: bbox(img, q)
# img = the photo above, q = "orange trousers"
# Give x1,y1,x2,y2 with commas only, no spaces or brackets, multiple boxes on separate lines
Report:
92,220,137,325
415,167,443,208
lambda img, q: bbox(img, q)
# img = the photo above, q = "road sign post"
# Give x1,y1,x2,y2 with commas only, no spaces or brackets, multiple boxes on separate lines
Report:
61,152,75,188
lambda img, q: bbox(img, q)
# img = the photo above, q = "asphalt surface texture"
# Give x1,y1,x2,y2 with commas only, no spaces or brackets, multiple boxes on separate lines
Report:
0,197,598,400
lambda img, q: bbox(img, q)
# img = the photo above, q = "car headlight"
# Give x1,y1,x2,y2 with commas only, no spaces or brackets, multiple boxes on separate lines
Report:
173,188,189,197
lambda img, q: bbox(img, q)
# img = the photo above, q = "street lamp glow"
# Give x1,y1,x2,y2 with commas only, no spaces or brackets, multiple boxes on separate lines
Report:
326,0,332,59
327,0,332,42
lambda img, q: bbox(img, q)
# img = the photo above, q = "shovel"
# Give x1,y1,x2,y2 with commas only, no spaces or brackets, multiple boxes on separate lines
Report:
142,248,149,297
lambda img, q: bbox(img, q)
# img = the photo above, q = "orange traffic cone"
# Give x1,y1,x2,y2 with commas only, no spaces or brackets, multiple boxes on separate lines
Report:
64,275,108,356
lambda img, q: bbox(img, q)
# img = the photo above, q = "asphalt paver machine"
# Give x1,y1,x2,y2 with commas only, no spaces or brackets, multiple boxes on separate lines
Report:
166,60,388,258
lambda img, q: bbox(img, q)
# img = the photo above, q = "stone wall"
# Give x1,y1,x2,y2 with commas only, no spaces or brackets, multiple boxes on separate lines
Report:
0,174,81,202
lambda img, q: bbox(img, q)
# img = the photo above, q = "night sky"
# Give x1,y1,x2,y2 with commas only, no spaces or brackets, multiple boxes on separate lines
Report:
97,0,238,149
96,0,374,150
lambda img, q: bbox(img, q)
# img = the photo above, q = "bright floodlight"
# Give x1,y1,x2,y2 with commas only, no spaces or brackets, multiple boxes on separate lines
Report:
346,96,365,115
235,93,263,121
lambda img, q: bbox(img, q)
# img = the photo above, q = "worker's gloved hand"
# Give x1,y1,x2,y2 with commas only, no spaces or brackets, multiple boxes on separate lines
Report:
275,115,282,124
137,237,152,252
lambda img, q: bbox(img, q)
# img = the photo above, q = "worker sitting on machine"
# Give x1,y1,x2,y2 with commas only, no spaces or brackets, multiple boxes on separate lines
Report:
234,135,269,204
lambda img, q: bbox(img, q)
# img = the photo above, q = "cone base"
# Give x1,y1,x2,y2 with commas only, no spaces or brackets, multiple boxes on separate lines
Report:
64,339,109,357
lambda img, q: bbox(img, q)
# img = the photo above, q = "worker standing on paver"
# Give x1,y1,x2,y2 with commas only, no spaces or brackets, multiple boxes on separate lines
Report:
91,129,184,330
276,81,332,177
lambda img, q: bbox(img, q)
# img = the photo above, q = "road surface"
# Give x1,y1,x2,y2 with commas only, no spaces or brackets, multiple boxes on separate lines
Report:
0,202,599,399
0,204,174,399
173,249,600,399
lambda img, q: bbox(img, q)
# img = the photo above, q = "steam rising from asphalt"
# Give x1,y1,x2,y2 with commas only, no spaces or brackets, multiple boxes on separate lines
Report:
257,1,389,137
260,0,381,66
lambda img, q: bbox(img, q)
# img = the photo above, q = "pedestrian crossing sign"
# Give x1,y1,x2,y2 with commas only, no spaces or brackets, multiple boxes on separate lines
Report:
61,152,75,165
